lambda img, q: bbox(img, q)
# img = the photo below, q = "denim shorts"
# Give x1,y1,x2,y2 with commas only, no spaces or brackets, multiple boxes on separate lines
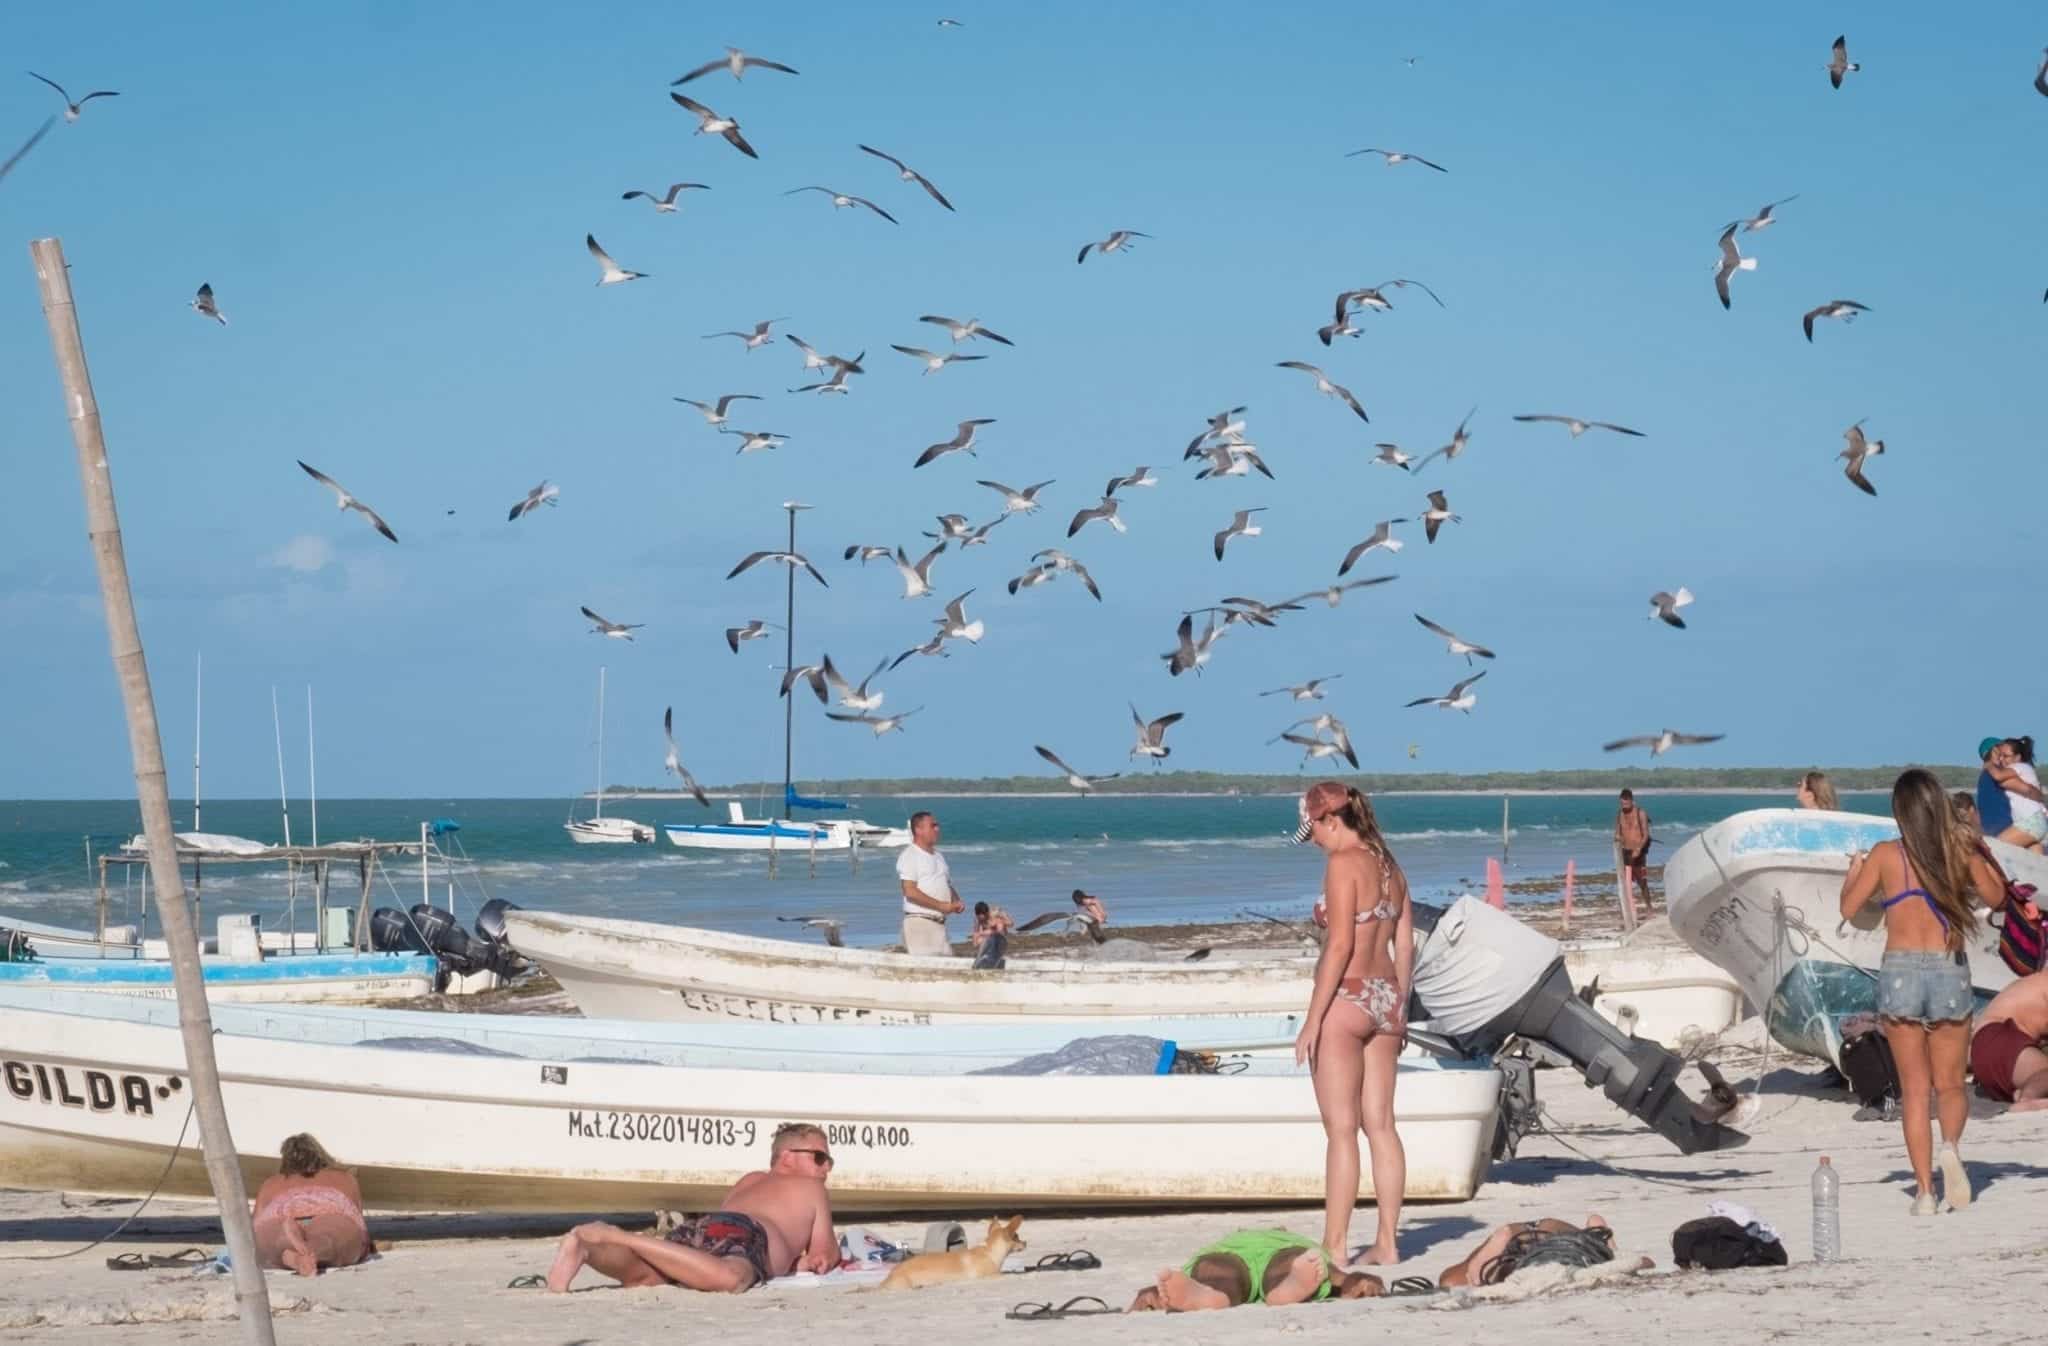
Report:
1877,949,1972,1023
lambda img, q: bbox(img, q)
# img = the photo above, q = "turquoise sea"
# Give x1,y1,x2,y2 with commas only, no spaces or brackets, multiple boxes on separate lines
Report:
0,791,1880,948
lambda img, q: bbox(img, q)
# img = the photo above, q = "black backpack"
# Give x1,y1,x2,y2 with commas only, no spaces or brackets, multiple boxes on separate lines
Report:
1840,1030,1900,1107
1672,1216,1787,1270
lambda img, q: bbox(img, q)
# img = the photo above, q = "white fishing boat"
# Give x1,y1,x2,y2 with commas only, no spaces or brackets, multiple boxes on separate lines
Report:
665,800,853,852
502,909,1739,1048
564,667,655,845
0,948,437,1004
0,987,1502,1210
1665,808,2038,1068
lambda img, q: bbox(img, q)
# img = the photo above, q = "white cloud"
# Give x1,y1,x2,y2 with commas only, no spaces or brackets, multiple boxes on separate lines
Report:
270,533,335,573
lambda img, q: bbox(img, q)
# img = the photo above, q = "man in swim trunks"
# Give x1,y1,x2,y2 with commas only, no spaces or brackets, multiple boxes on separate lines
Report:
1438,1214,1616,1289
1971,970,2048,1110
1615,790,1654,911
545,1122,838,1292
1127,1229,1384,1312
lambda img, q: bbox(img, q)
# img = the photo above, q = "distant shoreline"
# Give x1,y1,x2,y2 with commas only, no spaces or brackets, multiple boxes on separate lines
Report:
588,786,1888,802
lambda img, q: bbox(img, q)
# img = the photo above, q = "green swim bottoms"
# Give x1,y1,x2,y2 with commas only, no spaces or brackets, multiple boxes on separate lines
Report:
1184,1229,1332,1304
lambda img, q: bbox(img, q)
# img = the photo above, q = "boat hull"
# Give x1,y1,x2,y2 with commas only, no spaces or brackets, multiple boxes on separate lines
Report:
0,952,436,1005
0,991,1501,1211
1666,809,2037,1067
663,822,852,852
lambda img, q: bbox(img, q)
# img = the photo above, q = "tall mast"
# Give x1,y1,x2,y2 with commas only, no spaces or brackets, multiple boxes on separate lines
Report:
192,653,202,833
782,504,797,820
594,665,607,821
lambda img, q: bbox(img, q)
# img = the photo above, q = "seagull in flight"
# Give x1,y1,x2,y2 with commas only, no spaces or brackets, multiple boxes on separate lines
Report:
1371,443,1414,471
727,549,828,586
1839,420,1883,496
790,365,855,396
1278,712,1359,769
1076,230,1150,264
914,419,996,469
1339,278,1446,313
1029,549,1102,600
672,47,799,85
1186,406,1249,456
892,542,947,598
722,428,789,455
1337,519,1407,573
820,655,888,712
508,480,559,521
1261,675,1342,702
1129,704,1184,762
844,544,893,564
1649,588,1695,628
579,606,642,640
777,916,846,948
1826,35,1859,89
889,632,952,671
933,591,985,643
2037,48,2048,98
1276,361,1369,422
1406,672,1486,713
780,662,828,704
1035,745,1121,792
586,234,647,285
859,145,954,210
27,72,117,122
827,708,922,736
1713,224,1756,310
1413,406,1477,473
926,514,974,542
1416,613,1494,663
1193,442,1274,480
1105,466,1158,491
622,182,709,212
669,92,758,158
1802,299,1870,342
1161,613,1224,677
892,344,985,375
1214,508,1267,561
1727,196,1798,233
1317,312,1362,345
296,461,397,542
918,314,1011,345
191,283,226,325
1286,575,1395,608
674,393,761,427
1007,563,1058,595
1602,729,1725,757
724,619,781,653
1512,414,1645,438
785,185,898,224
959,517,1007,548
1420,489,1460,543
704,318,786,350
785,333,832,374
661,707,711,806
977,479,1053,514
1346,147,1447,172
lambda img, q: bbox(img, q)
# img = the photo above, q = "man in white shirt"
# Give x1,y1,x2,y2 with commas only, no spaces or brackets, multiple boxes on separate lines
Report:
896,811,963,955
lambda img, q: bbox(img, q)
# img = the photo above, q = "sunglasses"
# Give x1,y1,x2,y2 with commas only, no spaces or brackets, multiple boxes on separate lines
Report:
786,1147,835,1169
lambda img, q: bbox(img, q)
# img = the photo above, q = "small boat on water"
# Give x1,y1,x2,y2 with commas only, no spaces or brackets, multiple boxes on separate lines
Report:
0,987,1502,1211
502,909,1744,1048
664,797,911,852
564,668,656,845
1665,808,2038,1068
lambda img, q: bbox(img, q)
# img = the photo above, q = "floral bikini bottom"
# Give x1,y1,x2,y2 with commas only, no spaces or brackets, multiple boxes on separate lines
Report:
1333,976,1402,1034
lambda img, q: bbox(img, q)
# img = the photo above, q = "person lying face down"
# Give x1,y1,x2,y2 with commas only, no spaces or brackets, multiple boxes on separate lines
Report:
1127,1229,1384,1312
1438,1214,1618,1289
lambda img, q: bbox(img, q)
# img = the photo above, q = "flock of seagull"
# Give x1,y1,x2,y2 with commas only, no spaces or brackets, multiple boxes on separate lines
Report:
13,31,2048,794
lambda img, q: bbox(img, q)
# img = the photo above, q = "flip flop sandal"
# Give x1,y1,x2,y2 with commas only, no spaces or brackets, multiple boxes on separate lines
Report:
146,1248,211,1268
1006,1295,1119,1320
105,1252,148,1271
506,1274,548,1289
1011,1250,1101,1274
1389,1276,1440,1296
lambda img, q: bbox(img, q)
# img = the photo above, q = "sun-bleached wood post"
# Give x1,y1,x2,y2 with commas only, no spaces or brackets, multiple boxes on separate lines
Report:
31,237,277,1345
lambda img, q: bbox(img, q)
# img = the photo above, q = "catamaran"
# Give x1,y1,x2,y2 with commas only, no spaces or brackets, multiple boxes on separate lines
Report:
564,666,655,844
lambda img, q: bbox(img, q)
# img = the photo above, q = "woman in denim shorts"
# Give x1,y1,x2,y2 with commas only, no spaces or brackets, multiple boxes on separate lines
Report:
1839,768,2013,1215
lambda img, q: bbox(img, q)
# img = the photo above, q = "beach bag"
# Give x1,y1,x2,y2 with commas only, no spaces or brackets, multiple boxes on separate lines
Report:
1995,886,2045,977
1671,1216,1787,1270
1839,1030,1900,1107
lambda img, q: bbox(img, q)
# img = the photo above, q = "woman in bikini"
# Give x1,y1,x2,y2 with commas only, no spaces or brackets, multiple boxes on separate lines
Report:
1839,768,2011,1215
1293,781,1412,1266
250,1134,371,1276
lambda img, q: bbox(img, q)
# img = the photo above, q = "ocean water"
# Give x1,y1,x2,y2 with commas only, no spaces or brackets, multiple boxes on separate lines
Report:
0,792,1881,948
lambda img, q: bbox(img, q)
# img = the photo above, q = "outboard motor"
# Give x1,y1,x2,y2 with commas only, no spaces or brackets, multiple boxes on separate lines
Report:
408,903,484,976
1410,896,1747,1156
369,906,430,955
471,899,530,980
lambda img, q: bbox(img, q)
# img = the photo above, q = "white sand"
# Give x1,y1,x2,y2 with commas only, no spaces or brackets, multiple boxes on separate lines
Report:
3,1027,2042,1345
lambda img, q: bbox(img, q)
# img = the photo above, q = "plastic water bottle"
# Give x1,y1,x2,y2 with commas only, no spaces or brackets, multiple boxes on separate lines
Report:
1811,1156,1840,1262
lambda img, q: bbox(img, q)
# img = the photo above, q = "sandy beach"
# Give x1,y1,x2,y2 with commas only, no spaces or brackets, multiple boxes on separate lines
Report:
4,1003,2041,1345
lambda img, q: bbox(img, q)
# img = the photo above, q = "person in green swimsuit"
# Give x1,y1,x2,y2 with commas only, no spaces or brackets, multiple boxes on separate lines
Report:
1127,1229,1385,1312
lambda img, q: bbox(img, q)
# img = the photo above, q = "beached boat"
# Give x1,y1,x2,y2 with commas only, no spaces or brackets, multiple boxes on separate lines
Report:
1665,808,2039,1068
502,910,1741,1048
0,987,1501,1211
0,947,437,1003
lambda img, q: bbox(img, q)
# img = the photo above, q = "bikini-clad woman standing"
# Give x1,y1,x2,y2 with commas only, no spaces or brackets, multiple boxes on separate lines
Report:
1293,781,1412,1265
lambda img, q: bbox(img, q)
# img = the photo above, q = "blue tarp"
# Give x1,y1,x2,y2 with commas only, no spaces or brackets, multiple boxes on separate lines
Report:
785,785,845,812
429,818,462,835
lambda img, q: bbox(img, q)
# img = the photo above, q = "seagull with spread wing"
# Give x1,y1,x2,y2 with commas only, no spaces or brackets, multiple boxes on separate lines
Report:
859,144,954,210
672,47,799,84
1035,745,1121,793
1602,730,1725,756
1406,671,1486,713
1276,361,1369,422
622,182,709,212
727,549,828,586
1512,414,1645,438
297,461,397,542
27,72,117,122
661,707,711,806
508,480,559,521
669,92,759,157
586,234,647,285
580,606,642,640
785,185,898,224
1129,704,1185,762
1416,614,1495,663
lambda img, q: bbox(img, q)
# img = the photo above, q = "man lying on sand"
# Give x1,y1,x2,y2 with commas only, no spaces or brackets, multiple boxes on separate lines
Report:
545,1123,837,1293
1438,1214,1621,1288
1127,1229,1384,1312
1972,970,2048,1110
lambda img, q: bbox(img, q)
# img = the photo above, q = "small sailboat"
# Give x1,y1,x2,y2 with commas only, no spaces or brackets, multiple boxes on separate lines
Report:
564,667,655,845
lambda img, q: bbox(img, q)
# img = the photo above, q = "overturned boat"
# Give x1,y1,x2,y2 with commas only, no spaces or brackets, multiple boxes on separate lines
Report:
1665,808,2038,1068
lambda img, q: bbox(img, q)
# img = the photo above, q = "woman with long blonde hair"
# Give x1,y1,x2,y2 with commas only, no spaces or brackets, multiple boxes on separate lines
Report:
1796,770,1839,811
1839,768,2010,1214
1294,781,1411,1266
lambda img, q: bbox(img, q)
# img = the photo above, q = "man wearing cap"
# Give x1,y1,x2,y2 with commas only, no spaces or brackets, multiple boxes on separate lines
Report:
1977,737,2016,840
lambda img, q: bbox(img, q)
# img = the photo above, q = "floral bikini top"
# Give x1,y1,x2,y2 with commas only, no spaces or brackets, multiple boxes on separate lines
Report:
1349,843,1400,924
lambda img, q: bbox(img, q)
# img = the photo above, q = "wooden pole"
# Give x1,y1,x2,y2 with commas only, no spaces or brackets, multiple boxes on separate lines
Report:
31,237,278,1343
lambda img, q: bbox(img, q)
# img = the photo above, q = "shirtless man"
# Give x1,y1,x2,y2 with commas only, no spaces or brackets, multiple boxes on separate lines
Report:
545,1122,837,1292
1971,970,2048,1111
1127,1229,1384,1312
1614,790,1653,910
1438,1214,1614,1289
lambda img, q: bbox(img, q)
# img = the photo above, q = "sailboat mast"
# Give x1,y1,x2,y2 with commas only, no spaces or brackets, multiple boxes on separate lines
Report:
594,665,607,822
192,654,202,833
782,504,797,821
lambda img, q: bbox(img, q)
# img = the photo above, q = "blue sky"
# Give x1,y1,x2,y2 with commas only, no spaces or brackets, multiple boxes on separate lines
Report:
4,1,2045,799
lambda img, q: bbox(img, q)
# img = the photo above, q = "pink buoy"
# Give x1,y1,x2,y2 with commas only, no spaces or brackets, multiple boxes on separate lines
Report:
1485,856,1505,909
